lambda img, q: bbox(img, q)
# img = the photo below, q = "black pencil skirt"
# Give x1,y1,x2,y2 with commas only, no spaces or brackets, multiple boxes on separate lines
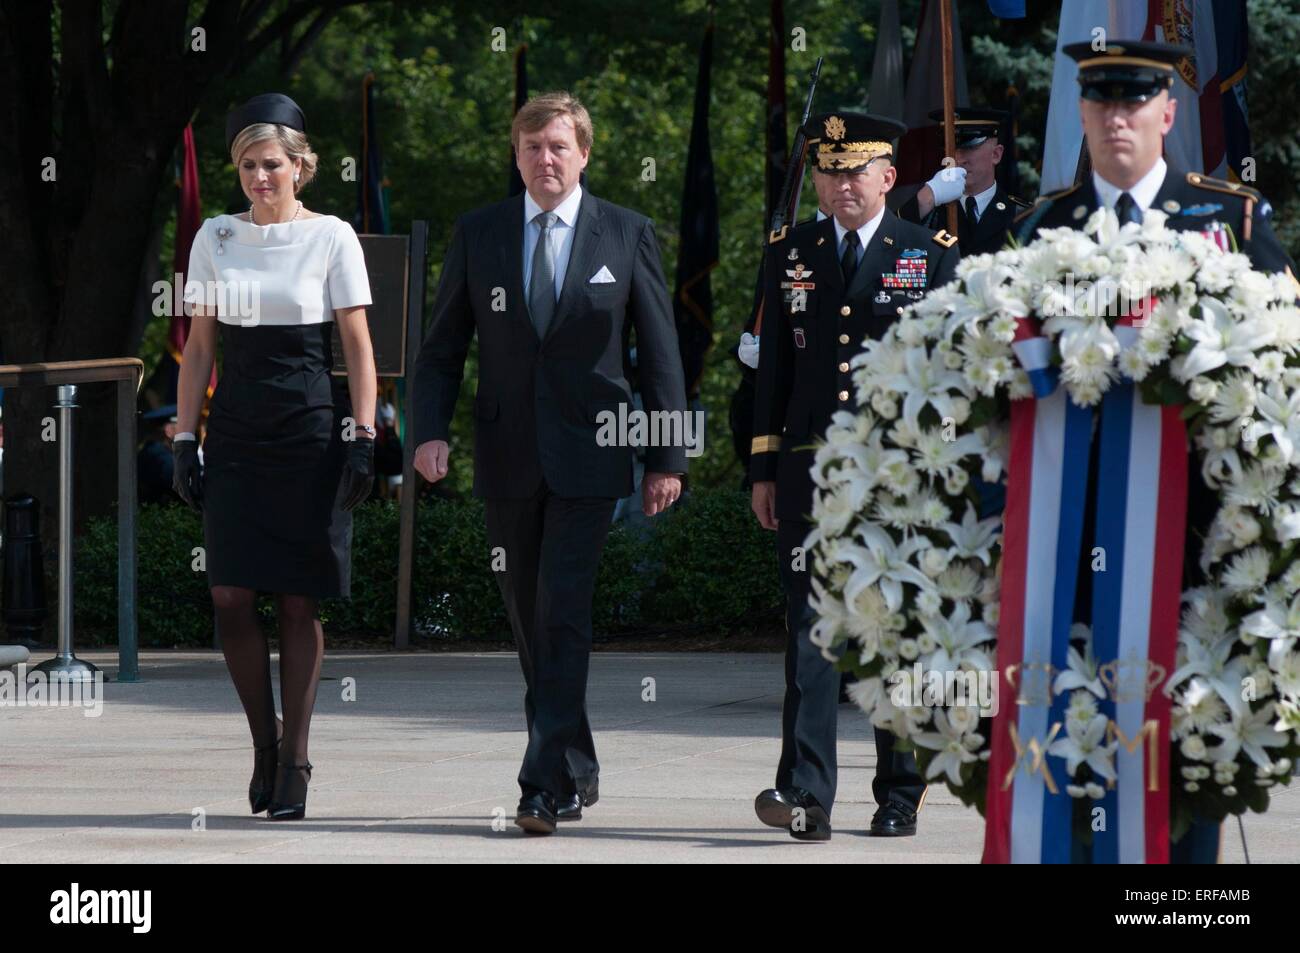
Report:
201,321,352,598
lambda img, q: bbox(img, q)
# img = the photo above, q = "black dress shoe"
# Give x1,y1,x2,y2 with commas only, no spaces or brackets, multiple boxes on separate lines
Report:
755,788,831,841
869,801,918,837
754,788,798,828
555,780,599,822
515,792,558,835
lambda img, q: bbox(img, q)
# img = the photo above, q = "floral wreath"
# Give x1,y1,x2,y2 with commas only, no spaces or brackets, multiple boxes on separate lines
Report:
807,208,1300,837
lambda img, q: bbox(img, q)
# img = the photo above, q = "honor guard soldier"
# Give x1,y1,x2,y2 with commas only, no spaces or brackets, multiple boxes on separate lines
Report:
899,107,1030,257
749,111,960,841
1017,40,1298,281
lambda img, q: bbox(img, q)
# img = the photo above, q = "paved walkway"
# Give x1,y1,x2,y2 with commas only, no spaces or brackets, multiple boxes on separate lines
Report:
1,651,1292,862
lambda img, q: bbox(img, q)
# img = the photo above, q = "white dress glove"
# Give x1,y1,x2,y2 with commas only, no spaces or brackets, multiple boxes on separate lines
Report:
737,332,760,369
925,165,968,206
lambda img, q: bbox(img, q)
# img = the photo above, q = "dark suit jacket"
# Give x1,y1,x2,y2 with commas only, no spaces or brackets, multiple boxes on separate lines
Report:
412,190,688,499
899,183,1030,257
750,211,960,522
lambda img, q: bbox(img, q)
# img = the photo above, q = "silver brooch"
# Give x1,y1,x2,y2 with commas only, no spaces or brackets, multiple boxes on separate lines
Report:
215,225,234,255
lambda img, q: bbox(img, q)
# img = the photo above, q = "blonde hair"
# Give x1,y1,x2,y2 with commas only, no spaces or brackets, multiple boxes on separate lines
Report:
230,122,318,192
511,91,593,152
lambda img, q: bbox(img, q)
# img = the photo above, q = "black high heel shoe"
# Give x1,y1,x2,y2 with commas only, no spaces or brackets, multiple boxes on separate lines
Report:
248,718,283,815
267,761,313,820
248,741,280,814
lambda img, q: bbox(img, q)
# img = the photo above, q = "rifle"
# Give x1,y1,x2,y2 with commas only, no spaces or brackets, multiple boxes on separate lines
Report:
752,55,822,336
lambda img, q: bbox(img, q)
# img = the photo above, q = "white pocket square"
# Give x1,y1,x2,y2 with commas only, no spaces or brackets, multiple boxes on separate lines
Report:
588,266,616,284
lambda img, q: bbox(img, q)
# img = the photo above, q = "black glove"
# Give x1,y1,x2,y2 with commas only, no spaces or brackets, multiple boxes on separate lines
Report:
172,437,203,511
338,435,375,511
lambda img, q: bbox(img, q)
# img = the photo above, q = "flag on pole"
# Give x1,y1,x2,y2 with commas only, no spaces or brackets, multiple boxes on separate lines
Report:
674,22,720,400
1212,0,1251,182
868,0,905,122
508,44,528,197
163,123,215,403
1040,1,1144,193
895,0,970,186
357,72,390,234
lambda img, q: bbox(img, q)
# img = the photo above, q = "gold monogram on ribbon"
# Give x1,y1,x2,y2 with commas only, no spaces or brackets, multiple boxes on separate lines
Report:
1005,659,1058,707
1097,653,1167,704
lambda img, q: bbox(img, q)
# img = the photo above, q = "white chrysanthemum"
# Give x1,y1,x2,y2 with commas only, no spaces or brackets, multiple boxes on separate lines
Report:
1067,689,1099,726
1256,350,1286,381
914,490,953,527
1180,735,1208,760
845,676,883,715
1174,678,1230,735
916,589,943,616
1208,372,1257,425
1188,377,1220,404
1221,546,1271,595
936,561,982,603
872,496,923,531
1118,347,1151,381
1224,461,1286,514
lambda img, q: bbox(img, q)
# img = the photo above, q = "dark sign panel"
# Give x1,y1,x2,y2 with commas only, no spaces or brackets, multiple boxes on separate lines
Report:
332,234,409,377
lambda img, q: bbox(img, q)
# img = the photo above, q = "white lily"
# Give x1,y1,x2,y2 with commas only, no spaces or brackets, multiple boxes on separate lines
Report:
920,601,994,674
914,709,985,786
1207,702,1288,768
1047,712,1118,782
1167,635,1252,717
1178,297,1275,380
884,344,969,427
938,502,1000,566
1254,383,1300,464
1053,642,1106,699
836,525,934,613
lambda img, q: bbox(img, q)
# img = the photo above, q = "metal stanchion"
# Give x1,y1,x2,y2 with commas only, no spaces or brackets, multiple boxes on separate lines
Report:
33,384,100,681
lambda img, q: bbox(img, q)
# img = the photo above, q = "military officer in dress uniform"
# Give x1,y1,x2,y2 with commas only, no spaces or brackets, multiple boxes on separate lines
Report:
749,112,960,841
898,107,1030,257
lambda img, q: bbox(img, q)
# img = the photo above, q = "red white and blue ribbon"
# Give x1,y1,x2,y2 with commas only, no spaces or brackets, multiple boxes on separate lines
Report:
983,375,1092,864
1089,383,1186,863
984,306,1187,864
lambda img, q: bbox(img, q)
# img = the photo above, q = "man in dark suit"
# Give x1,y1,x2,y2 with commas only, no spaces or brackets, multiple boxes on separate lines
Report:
898,107,1030,257
749,112,960,841
412,91,688,835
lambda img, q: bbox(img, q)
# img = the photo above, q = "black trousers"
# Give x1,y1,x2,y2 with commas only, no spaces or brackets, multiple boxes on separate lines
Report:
485,481,617,798
776,519,926,816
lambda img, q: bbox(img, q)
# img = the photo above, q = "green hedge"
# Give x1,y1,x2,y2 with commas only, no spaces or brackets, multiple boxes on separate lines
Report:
74,488,783,646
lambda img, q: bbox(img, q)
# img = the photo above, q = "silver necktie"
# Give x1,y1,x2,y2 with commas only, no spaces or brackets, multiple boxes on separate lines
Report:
528,211,558,336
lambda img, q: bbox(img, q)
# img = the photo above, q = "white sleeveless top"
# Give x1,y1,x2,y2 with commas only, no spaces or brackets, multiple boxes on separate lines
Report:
183,213,372,326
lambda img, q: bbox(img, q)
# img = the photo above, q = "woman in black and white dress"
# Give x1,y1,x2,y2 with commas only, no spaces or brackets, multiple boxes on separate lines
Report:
173,94,377,820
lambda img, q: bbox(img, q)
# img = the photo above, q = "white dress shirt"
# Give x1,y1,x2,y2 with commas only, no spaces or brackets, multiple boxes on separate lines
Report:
523,184,583,298
1092,157,1168,214
831,205,888,266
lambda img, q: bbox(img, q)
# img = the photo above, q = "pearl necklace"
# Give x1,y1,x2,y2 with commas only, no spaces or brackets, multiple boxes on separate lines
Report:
250,200,303,225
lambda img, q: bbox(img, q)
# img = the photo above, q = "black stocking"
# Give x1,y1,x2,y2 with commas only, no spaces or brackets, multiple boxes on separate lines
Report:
211,585,278,749
275,593,323,766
